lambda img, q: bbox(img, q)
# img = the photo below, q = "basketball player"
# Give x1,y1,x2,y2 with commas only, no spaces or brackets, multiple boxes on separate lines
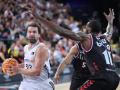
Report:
38,9,119,90
54,41,90,90
54,9,118,90
8,23,54,90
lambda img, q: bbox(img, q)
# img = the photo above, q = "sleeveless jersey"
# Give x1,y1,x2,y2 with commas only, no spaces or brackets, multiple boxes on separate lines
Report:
23,43,51,83
81,34,115,75
72,42,90,75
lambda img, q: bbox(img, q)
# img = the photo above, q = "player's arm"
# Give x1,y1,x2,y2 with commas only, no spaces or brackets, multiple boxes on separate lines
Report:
55,45,78,75
18,63,24,68
37,16,91,52
18,44,49,76
112,54,120,62
36,16,89,42
0,67,2,72
54,45,78,83
9,44,49,76
104,8,114,41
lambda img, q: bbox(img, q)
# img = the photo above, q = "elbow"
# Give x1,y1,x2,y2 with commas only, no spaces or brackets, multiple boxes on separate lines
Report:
34,72,40,76
34,69,41,76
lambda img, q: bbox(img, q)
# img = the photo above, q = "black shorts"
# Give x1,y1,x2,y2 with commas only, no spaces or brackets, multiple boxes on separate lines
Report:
70,73,90,90
79,71,119,90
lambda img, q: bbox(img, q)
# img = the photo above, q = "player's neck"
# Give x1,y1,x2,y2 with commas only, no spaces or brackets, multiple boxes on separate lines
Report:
93,33,101,37
29,40,39,49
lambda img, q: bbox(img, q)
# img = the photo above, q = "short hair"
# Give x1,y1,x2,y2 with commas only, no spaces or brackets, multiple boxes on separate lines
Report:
87,20,101,34
26,23,41,34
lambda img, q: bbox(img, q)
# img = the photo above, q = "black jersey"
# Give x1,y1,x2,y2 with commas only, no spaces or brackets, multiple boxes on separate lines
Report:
72,42,90,75
81,34,115,75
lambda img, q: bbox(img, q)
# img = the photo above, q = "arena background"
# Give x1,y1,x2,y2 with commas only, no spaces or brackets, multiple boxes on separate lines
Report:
0,0,120,90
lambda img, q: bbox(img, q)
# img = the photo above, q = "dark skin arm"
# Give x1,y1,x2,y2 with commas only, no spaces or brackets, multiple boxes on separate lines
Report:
34,15,89,42
104,8,114,41
36,16,92,51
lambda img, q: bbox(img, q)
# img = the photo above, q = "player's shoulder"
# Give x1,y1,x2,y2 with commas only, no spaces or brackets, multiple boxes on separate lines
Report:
70,44,78,54
39,42,46,47
38,43,48,50
36,43,49,54
24,44,29,48
24,45,29,51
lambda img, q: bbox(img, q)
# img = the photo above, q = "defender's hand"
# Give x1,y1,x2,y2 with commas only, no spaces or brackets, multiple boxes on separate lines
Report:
104,8,115,24
54,73,61,84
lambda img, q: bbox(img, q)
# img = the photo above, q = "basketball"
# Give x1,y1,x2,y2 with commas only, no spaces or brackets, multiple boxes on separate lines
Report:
2,58,18,76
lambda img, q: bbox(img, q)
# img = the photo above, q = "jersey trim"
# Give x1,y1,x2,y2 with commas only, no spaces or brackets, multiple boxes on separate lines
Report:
81,34,93,52
75,43,80,57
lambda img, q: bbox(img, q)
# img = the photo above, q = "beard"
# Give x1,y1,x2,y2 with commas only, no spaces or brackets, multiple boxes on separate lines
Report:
27,38,37,44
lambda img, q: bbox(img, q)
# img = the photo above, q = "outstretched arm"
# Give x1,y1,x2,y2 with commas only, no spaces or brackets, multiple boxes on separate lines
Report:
54,45,78,83
104,8,115,41
36,16,92,52
36,16,89,41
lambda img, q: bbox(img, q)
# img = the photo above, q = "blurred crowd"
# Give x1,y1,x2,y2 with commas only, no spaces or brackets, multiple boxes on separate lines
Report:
0,0,120,75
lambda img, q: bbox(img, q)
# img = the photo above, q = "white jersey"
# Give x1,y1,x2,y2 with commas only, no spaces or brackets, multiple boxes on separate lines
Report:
22,43,51,83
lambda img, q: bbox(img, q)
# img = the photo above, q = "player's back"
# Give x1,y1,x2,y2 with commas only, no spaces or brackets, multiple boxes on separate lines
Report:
82,34,115,75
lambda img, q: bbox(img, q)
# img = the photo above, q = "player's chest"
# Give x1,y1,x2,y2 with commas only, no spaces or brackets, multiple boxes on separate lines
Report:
24,49,36,61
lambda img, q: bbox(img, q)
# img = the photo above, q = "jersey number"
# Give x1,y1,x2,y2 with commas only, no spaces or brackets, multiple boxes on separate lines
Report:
102,50,113,65
82,62,86,68
26,64,32,69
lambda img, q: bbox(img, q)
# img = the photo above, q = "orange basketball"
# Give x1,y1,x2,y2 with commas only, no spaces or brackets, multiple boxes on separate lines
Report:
2,58,18,76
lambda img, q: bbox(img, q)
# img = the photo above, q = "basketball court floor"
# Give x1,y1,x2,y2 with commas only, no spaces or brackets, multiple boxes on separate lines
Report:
55,82,120,90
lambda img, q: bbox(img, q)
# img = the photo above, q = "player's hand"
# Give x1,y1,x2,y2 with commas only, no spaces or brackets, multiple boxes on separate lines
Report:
7,65,19,76
54,73,60,84
104,8,115,24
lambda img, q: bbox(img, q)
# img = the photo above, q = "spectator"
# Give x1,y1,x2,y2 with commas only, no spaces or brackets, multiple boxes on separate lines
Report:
0,42,8,66
8,39,24,63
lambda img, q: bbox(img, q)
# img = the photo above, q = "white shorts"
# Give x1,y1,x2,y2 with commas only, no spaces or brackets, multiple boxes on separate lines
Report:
19,79,54,90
